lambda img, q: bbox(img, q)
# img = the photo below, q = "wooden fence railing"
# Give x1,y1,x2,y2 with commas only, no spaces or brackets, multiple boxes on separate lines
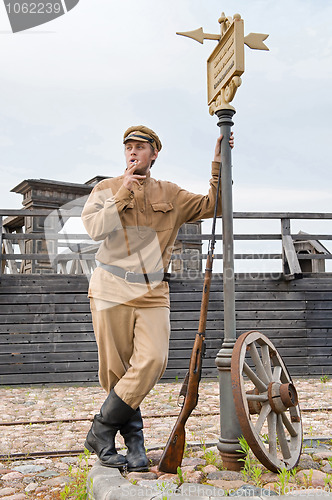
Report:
1,210,331,279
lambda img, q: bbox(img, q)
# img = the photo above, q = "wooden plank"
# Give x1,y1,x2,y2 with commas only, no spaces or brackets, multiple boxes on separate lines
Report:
0,274,88,282
232,212,332,220
0,293,89,305
171,282,307,293
281,219,302,280
172,337,306,349
170,311,305,321
0,303,91,315
308,347,332,356
307,366,332,375
172,253,282,260
164,347,308,359
307,319,332,328
0,209,327,219
2,228,20,274
0,371,99,385
171,300,306,311
169,329,307,341
305,293,332,301
0,323,94,333
0,351,97,364
298,254,332,260
161,363,312,381
0,283,89,294
176,233,332,241
0,216,3,278
0,332,96,344
0,361,99,374
0,313,92,324
0,275,89,285
1,253,95,261
170,320,306,330
306,310,332,319
176,233,282,241
0,341,97,354
3,233,93,240
307,356,332,366
1,209,83,217
307,329,331,337
306,301,332,310
0,325,309,337
170,291,306,302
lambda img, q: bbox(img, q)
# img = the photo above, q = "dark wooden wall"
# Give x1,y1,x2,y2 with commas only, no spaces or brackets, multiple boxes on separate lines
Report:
0,273,331,385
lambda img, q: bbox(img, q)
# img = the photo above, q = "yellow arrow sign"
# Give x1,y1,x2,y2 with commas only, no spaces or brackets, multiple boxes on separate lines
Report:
176,27,220,44
177,28,269,51
244,32,269,50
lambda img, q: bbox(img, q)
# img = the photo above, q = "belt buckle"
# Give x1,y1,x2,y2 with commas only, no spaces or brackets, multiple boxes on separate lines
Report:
125,270,135,282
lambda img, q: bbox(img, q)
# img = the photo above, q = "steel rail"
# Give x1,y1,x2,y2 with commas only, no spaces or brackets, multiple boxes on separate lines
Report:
0,449,86,460
0,407,331,427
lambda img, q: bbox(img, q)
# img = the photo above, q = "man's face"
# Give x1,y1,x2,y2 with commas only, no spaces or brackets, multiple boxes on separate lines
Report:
124,140,158,174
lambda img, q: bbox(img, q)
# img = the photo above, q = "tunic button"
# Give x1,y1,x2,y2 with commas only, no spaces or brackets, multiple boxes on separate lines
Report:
140,208,144,213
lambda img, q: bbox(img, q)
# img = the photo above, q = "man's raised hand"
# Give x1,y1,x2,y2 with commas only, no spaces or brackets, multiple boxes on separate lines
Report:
213,132,234,163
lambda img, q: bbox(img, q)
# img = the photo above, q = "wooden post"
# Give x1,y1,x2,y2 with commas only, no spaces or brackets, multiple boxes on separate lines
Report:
0,216,3,277
281,218,302,280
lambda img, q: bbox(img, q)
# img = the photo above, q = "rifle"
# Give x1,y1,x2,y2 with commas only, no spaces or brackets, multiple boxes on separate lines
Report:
158,160,222,474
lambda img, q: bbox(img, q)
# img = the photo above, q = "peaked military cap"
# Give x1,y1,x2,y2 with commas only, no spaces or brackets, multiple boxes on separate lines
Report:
123,125,162,152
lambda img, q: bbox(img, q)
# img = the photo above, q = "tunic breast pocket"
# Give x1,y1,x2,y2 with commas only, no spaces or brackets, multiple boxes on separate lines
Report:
126,199,135,210
151,202,175,231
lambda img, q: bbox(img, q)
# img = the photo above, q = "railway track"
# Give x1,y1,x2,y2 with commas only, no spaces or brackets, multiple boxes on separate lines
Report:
1,407,331,462
0,406,331,427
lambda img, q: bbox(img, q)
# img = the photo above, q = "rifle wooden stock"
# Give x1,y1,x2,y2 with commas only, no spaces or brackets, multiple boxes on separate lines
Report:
158,255,213,473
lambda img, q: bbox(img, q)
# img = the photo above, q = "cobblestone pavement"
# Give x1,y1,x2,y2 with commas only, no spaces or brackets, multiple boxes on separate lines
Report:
0,378,331,498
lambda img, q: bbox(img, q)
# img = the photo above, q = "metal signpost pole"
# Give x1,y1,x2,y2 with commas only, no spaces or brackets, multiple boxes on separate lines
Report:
177,12,268,470
214,106,244,470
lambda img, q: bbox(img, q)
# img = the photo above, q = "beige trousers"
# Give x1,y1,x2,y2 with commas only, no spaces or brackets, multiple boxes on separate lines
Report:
90,298,170,409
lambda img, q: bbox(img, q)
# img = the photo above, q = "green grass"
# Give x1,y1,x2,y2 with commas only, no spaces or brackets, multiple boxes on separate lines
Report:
60,450,92,500
276,467,296,495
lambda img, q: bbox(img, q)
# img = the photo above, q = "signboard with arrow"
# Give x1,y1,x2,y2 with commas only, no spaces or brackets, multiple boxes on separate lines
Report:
177,12,269,113
206,16,245,106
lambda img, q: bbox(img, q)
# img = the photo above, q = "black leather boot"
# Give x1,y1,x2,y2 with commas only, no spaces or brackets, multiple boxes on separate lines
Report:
120,407,149,472
85,389,136,468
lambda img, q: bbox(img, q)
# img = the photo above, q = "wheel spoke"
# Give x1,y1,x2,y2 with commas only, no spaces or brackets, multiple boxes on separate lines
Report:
254,403,271,434
281,412,298,438
276,414,291,459
267,412,278,458
249,342,270,384
272,365,282,382
261,344,273,381
243,362,268,393
246,393,268,402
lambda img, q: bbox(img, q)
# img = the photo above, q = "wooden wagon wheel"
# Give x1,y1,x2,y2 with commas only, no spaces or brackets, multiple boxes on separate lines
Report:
231,330,302,472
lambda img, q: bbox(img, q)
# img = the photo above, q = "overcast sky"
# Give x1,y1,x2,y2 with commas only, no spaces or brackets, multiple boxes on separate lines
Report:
0,0,331,252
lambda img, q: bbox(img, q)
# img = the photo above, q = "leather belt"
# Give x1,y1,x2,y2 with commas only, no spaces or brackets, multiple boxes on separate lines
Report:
97,263,170,283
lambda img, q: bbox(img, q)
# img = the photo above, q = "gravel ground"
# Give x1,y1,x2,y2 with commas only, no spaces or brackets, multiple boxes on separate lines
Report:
0,378,331,498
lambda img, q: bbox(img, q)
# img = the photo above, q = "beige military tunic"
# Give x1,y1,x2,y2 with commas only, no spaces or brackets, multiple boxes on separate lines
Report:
82,161,221,307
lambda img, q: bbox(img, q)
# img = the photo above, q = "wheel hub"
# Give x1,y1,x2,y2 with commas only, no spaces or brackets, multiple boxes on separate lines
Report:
268,382,298,414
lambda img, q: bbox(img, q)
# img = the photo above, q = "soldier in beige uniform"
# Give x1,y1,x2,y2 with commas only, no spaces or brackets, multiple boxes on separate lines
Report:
82,125,233,471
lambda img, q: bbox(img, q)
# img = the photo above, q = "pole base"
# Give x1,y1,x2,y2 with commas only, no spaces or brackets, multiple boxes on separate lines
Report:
217,437,246,472
218,450,245,472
